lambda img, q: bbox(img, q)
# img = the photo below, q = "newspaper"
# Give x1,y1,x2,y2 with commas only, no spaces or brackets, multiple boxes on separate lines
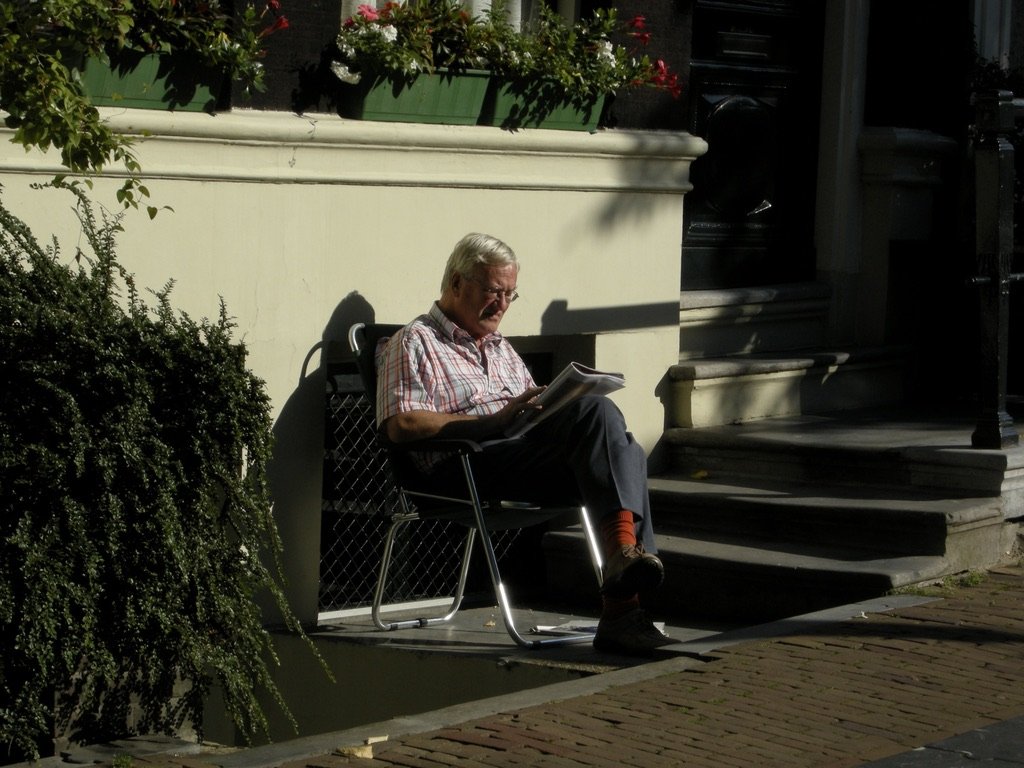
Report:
504,361,625,438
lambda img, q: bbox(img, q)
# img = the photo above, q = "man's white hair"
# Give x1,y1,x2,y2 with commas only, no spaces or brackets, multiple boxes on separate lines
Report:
441,233,518,294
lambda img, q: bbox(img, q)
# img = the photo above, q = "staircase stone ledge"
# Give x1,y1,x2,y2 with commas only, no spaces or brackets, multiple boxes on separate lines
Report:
679,281,832,311
669,346,906,381
648,475,1004,529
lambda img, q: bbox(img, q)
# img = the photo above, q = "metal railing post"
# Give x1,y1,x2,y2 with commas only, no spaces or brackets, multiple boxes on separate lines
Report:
971,89,1021,449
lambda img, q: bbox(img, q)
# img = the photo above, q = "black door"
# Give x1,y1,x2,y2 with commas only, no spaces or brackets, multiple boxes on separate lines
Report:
682,0,825,289
600,0,825,289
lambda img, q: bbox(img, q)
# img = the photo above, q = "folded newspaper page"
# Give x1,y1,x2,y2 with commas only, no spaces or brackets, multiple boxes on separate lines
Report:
505,361,625,438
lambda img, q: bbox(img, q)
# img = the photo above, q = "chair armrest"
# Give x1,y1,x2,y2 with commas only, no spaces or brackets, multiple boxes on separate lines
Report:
382,436,484,455
385,435,530,455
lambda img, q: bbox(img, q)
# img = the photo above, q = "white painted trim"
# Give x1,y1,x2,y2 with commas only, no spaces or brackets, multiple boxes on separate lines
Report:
0,108,706,192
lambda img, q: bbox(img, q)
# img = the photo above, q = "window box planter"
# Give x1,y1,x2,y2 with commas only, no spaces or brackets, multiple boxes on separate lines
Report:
337,69,490,126
478,80,606,132
82,51,226,112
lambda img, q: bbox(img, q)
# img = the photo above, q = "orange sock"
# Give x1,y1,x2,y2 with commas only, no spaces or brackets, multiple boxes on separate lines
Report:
600,509,637,559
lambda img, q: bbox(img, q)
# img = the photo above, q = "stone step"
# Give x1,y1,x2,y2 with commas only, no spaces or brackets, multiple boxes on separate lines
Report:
543,526,952,623
679,282,831,359
543,475,1008,623
647,475,1003,558
667,348,909,428
541,409,1023,624
659,410,1024,498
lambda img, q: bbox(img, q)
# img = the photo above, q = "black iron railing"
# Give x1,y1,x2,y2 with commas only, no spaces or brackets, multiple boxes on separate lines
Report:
971,90,1023,448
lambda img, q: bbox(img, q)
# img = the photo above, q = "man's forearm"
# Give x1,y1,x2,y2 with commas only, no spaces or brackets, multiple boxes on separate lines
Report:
384,410,501,443
382,387,545,444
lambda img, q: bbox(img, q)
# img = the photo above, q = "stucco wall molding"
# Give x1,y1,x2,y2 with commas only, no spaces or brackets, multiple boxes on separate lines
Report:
0,108,706,193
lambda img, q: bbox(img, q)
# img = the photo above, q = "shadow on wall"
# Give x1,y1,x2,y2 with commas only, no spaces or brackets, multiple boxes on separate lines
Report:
260,291,376,626
590,131,706,234
540,298,677,471
540,298,677,335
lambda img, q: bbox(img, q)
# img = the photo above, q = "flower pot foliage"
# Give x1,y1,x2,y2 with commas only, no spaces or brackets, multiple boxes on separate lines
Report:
332,0,491,85
487,3,682,103
0,183,311,760
0,0,289,214
330,0,680,104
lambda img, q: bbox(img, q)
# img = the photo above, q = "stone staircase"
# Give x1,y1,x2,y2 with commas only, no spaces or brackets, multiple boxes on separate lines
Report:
546,409,1023,624
542,283,1024,624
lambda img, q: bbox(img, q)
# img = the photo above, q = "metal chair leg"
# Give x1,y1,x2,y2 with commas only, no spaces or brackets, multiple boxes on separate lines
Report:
460,456,596,648
578,505,605,587
372,514,476,631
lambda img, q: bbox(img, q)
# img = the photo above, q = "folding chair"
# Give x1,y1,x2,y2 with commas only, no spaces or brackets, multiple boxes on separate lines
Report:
348,322,605,648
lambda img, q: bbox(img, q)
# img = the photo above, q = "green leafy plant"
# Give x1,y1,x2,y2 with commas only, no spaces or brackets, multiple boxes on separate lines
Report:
0,0,289,216
0,183,307,760
507,5,682,101
330,1,680,103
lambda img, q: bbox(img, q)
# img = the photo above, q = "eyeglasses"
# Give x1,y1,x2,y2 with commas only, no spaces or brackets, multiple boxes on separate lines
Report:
466,275,519,303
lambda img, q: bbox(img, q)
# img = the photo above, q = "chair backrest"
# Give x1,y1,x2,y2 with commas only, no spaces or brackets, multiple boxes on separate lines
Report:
348,321,437,497
348,322,404,415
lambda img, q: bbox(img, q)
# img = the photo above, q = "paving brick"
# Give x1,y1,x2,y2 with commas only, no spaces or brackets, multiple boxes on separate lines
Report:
97,567,1024,768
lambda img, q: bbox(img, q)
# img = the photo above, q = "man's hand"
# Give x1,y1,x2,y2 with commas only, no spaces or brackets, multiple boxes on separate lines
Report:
384,386,546,444
493,386,546,430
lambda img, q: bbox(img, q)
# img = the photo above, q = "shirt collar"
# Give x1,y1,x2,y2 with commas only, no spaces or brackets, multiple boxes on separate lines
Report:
428,302,504,348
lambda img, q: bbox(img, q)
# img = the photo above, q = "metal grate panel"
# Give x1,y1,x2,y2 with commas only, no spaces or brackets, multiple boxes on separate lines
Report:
319,373,520,615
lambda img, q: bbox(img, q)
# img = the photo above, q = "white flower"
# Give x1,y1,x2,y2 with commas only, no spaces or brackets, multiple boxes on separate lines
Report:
597,40,616,65
379,24,398,43
338,42,356,58
330,61,362,84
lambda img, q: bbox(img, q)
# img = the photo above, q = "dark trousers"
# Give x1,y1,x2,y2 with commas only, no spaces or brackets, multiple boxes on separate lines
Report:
429,395,657,553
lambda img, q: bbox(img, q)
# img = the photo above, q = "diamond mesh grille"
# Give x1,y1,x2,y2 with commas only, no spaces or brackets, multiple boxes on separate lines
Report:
319,373,520,614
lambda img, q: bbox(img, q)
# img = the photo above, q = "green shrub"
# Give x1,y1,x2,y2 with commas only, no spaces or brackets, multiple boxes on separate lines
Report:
0,185,300,759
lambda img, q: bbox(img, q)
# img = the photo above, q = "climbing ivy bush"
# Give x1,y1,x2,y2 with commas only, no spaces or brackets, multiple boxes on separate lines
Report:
0,186,299,760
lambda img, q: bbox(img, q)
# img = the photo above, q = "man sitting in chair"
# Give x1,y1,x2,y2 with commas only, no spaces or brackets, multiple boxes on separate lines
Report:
376,232,676,656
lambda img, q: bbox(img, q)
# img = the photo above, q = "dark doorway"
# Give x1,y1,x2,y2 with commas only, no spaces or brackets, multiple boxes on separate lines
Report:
681,0,825,289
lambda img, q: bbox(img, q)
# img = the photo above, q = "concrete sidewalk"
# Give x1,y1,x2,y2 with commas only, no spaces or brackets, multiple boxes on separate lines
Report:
103,564,1024,768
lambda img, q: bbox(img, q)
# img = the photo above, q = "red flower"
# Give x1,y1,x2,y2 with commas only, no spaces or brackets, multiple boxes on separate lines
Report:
357,4,380,21
649,59,682,98
260,14,289,36
628,15,646,30
631,31,651,45
266,0,281,11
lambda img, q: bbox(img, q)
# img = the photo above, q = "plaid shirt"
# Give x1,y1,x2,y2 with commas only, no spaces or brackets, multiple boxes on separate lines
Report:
376,303,535,470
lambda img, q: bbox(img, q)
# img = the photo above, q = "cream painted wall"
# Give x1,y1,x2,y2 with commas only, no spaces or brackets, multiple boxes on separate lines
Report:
0,108,705,622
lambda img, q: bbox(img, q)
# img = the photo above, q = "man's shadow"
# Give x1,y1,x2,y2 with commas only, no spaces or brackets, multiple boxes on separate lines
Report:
261,291,376,625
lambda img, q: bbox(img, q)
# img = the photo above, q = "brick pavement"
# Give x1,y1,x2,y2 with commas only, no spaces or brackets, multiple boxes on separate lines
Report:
130,566,1024,768
294,566,1024,767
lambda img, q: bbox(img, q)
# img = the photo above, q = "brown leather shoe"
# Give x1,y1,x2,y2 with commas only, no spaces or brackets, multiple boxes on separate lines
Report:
593,607,678,656
601,544,664,597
